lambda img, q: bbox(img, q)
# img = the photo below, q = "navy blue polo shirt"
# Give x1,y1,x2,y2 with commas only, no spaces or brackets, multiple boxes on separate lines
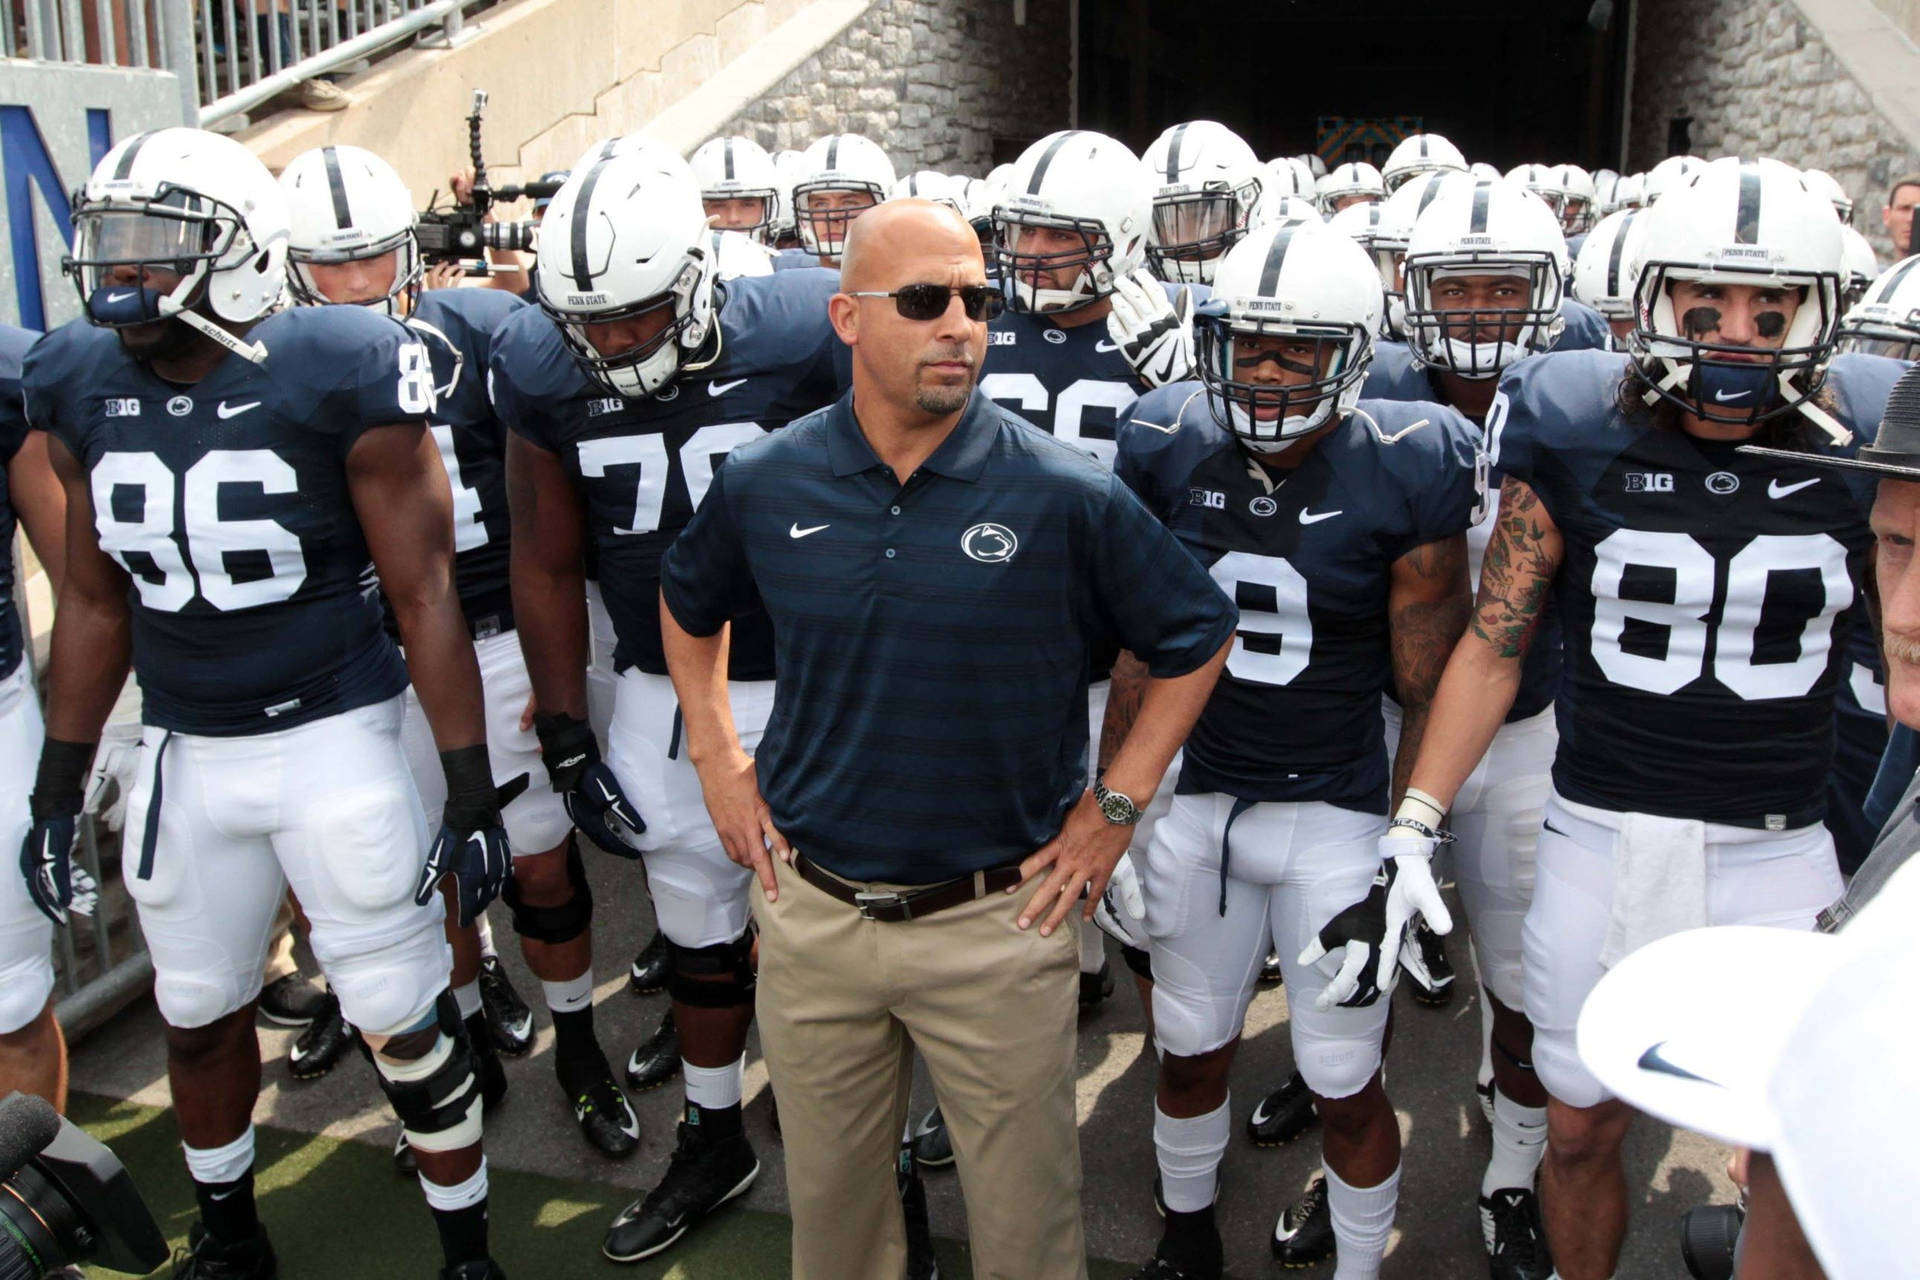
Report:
661,389,1237,883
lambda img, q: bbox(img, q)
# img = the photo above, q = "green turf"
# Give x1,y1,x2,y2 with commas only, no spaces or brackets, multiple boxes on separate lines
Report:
68,1092,1134,1279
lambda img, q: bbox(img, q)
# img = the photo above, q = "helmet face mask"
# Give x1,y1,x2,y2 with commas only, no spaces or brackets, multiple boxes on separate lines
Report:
1631,266,1837,425
794,184,881,259
1838,255,1920,360
1197,316,1369,448
549,260,706,398
1404,257,1564,380
995,211,1116,313
1146,181,1258,284
702,193,778,241
281,143,421,315
69,185,249,328
287,230,419,313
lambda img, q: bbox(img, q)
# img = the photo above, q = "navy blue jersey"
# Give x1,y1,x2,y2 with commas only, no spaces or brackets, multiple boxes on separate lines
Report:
1362,340,1562,719
1551,298,1614,353
407,287,523,627
1491,349,1905,824
0,325,39,681
772,248,824,272
492,268,847,678
23,307,427,735
1564,231,1589,263
1116,386,1484,810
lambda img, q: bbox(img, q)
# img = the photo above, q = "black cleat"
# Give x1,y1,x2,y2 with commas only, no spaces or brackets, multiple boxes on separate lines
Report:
560,1054,641,1158
172,1223,277,1279
257,974,327,1027
439,1263,506,1280
909,1104,954,1169
286,989,354,1081
1125,1259,1218,1280
1481,1187,1554,1280
1246,1070,1319,1146
1401,917,1455,1007
477,956,534,1056
1272,1176,1335,1267
624,1006,681,1092
1128,1208,1222,1280
1079,958,1115,1010
629,929,670,996
1260,951,1283,985
898,1143,940,1280
602,1115,760,1261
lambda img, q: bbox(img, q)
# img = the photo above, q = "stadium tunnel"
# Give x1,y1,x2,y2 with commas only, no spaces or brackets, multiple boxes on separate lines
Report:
1071,0,1637,173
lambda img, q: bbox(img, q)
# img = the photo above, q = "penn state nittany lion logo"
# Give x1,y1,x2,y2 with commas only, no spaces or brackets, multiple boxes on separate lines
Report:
961,522,1018,564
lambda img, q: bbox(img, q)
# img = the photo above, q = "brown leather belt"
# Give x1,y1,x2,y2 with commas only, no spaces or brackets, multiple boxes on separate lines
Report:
793,854,1024,923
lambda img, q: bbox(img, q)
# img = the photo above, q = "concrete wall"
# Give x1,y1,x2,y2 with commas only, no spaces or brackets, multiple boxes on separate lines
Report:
720,0,1071,176
1630,0,1920,257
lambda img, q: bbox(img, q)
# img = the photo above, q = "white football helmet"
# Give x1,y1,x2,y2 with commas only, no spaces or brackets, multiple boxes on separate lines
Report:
1316,161,1384,214
1571,208,1646,323
993,130,1150,315
889,170,966,214
710,228,775,280
68,127,288,360
1327,199,1398,319
280,144,420,313
1628,156,1847,433
1613,172,1647,211
1801,168,1854,225
1839,224,1879,310
1382,132,1468,194
1402,179,1568,379
1141,120,1265,284
1838,254,1920,360
1261,195,1323,229
1299,153,1328,180
792,132,895,260
535,155,717,399
1264,157,1315,203
1196,219,1382,449
1376,169,1477,338
770,149,806,244
572,133,694,183
690,135,780,244
1642,155,1705,205
1468,162,1503,183
1555,164,1598,234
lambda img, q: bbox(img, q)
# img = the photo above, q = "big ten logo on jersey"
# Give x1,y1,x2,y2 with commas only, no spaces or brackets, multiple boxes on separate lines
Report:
104,398,141,418
1190,487,1226,510
988,330,1017,347
575,422,765,536
1624,471,1674,494
980,373,1135,468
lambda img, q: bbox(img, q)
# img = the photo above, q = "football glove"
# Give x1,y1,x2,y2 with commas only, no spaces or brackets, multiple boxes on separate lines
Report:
413,746,515,928
1375,818,1454,997
1106,268,1195,389
1093,852,1149,951
1298,860,1395,1009
22,739,100,927
533,713,646,857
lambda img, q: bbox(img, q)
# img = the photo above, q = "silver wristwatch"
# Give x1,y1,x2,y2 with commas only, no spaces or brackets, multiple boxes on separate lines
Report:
1094,780,1143,826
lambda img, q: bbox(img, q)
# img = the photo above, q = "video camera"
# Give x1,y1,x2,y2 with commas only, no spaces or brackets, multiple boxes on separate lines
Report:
416,90,567,274
0,1091,167,1276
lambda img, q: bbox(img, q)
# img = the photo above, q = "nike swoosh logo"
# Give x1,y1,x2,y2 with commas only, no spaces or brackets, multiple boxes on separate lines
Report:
708,378,748,397
1298,509,1343,525
105,290,135,303
789,522,829,538
1769,477,1819,499
216,400,261,419
1636,1040,1716,1084
1095,339,1121,353
1712,388,1750,402
1249,1099,1274,1126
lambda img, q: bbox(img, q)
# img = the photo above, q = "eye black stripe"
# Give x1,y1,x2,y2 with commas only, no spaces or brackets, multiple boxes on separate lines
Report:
113,131,154,181
1257,225,1298,296
1165,123,1190,183
1470,181,1491,233
570,158,611,293
321,147,353,231
1735,164,1763,245
1606,209,1640,296
1028,131,1077,195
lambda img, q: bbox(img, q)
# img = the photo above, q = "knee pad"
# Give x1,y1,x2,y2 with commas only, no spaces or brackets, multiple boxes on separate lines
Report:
155,972,252,1032
1149,983,1234,1059
1295,1032,1383,1101
371,993,484,1153
665,931,756,1009
503,835,593,944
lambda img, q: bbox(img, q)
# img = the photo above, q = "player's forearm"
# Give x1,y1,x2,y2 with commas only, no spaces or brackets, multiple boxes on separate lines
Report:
393,588,486,750
1096,650,1149,775
1403,632,1524,811
1101,637,1229,805
660,595,742,772
10,436,66,599
510,550,589,719
41,590,129,743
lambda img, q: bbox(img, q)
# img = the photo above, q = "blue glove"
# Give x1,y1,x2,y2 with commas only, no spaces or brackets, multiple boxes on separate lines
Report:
534,713,646,857
413,747,514,927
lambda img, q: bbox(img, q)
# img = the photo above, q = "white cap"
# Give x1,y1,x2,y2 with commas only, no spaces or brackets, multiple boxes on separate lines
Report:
1577,860,1920,1280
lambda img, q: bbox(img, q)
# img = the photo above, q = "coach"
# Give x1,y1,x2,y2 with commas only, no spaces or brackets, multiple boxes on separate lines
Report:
659,199,1235,1279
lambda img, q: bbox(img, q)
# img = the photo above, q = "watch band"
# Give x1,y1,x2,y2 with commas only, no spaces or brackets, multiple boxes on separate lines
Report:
1094,780,1143,826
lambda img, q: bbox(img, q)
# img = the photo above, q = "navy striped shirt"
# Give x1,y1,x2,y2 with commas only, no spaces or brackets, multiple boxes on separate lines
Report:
661,389,1237,882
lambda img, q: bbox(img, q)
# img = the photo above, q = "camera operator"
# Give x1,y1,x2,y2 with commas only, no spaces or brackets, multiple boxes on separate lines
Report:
448,167,532,295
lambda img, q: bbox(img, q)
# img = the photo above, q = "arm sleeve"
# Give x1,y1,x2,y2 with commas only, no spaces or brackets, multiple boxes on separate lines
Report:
660,459,763,636
1087,474,1237,678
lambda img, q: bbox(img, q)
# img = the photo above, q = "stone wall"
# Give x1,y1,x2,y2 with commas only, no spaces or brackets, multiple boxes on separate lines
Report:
1630,0,1920,257
719,0,1071,176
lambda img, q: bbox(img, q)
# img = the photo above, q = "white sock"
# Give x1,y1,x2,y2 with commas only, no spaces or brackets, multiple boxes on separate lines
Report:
1476,977,1495,1095
420,1156,489,1212
683,1055,745,1110
1154,1099,1230,1213
1326,1161,1399,1280
1482,1088,1549,1195
452,979,482,1021
474,912,498,960
540,971,594,1014
183,1127,255,1185
1079,916,1107,973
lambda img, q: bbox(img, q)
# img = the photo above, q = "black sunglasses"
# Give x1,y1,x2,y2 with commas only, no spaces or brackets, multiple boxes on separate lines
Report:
844,283,1005,322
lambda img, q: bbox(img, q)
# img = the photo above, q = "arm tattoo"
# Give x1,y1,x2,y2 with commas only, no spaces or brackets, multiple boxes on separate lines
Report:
1097,651,1150,774
1390,536,1472,715
1469,476,1561,660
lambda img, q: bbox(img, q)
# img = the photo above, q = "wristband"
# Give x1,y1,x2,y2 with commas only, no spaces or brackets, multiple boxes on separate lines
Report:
531,712,599,792
1386,816,1455,846
1395,787,1447,828
439,745,499,827
30,739,97,821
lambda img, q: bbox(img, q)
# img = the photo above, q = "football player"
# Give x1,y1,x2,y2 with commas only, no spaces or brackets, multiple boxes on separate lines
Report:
1380,131,1468,195
1570,208,1646,345
690,135,781,245
1140,121,1266,286
1316,162,1385,215
491,154,849,1262
279,144,639,1162
22,128,509,1280
1108,219,1483,1280
789,132,895,268
0,325,69,1114
1390,156,1906,1280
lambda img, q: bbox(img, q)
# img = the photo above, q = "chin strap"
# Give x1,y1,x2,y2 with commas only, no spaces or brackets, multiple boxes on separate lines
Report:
1788,372,1853,446
159,295,269,364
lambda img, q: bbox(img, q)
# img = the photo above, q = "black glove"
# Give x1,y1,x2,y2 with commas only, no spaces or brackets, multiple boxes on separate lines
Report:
414,745,512,928
21,739,100,927
1296,860,1398,1010
534,713,645,858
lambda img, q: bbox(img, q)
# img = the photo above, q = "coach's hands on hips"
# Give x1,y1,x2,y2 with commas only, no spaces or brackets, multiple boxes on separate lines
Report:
1013,789,1133,937
697,747,790,902
533,712,646,857
1106,267,1195,389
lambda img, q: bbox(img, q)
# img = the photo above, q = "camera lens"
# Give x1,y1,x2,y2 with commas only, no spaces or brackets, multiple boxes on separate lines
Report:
0,1165,89,1278
1680,1203,1745,1280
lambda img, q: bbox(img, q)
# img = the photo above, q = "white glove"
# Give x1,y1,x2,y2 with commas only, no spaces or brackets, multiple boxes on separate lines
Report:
1374,821,1454,997
1105,268,1195,389
1093,852,1148,950
84,721,144,834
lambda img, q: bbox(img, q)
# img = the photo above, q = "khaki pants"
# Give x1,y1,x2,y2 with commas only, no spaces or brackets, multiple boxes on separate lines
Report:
753,857,1087,1280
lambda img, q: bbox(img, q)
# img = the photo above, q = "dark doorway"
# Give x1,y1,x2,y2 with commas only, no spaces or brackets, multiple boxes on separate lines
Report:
1075,0,1635,172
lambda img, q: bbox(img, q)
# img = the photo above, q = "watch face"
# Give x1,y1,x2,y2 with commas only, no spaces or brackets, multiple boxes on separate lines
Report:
1098,787,1137,824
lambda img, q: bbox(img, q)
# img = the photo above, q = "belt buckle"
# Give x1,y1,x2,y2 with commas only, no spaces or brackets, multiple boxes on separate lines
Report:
854,890,903,921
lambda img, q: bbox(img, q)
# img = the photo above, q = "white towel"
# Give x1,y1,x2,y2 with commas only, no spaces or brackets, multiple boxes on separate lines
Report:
1599,811,1709,969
